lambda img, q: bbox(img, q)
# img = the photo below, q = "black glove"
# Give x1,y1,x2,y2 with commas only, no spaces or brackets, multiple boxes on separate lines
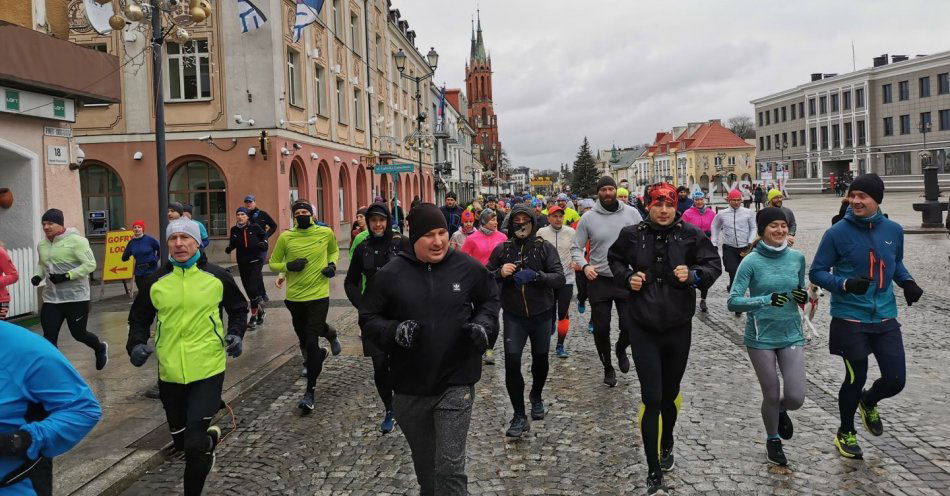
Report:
321,262,336,278
844,277,872,294
791,288,808,305
31,276,42,286
225,335,243,358
899,280,923,306
129,344,153,367
0,430,32,457
395,320,420,349
463,323,489,354
256,241,268,251
48,273,70,284
285,258,308,272
225,246,234,254
770,292,790,307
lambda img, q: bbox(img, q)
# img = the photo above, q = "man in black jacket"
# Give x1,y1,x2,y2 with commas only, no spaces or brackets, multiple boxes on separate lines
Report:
243,195,278,240
487,205,565,437
440,192,464,236
608,183,721,495
359,203,500,496
226,207,269,329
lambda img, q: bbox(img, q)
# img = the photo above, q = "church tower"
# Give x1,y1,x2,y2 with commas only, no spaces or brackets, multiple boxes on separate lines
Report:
465,11,501,172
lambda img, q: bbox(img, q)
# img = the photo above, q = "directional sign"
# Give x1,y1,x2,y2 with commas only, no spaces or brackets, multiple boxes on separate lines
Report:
374,163,415,174
102,230,135,282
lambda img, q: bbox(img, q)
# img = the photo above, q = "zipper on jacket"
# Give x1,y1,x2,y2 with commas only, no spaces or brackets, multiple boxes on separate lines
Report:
210,315,225,347
519,244,530,315
155,320,162,346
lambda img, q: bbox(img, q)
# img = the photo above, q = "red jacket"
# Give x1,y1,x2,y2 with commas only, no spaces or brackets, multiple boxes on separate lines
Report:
0,247,19,303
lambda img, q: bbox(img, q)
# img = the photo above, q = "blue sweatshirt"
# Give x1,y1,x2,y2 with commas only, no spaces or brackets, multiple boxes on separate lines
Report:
122,235,161,276
0,321,102,495
809,208,913,323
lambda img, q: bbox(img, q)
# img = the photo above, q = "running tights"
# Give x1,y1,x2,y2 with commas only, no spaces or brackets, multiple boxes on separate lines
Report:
40,301,104,352
159,373,224,496
591,299,630,371
747,347,806,437
285,298,330,392
371,353,394,411
839,355,905,433
554,284,574,345
504,352,548,416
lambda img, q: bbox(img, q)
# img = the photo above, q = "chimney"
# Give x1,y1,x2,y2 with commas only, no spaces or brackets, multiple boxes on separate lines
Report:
873,54,889,67
823,73,838,79
891,55,908,63
811,73,823,81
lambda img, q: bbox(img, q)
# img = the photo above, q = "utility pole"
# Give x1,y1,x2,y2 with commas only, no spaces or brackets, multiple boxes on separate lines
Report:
151,0,169,260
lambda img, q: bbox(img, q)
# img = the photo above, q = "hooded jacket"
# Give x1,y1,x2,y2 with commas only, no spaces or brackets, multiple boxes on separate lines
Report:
809,208,913,323
227,222,268,265
711,205,756,248
344,203,401,309
35,228,97,304
571,200,643,277
268,220,339,302
608,217,722,331
486,205,566,317
359,248,500,396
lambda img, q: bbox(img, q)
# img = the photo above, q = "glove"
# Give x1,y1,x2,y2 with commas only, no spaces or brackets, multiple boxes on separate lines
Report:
225,246,234,254
512,269,538,285
129,344,153,367
770,292,790,307
899,280,923,306
463,323,489,354
31,275,42,286
791,288,808,305
225,335,243,358
321,262,336,278
395,320,420,350
48,273,70,284
0,430,32,457
285,258,308,272
256,241,268,251
844,277,872,294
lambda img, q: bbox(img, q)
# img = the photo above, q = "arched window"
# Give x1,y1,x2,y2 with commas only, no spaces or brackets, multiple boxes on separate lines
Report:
338,167,350,223
79,164,124,234
169,160,227,236
481,108,488,127
315,163,328,222
289,163,301,204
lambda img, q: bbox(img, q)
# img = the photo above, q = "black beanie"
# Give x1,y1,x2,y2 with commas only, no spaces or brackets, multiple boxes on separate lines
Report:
446,191,457,200
41,208,64,226
167,202,184,215
756,207,788,236
408,203,447,246
291,200,314,215
596,176,617,190
849,173,885,204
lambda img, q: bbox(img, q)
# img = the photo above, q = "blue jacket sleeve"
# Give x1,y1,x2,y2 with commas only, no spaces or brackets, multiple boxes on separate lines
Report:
892,230,912,284
121,239,133,262
727,256,770,312
809,229,846,294
150,236,161,261
197,222,210,248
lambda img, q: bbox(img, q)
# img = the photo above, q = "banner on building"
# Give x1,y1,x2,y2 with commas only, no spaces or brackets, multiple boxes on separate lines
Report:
530,178,553,187
102,230,135,282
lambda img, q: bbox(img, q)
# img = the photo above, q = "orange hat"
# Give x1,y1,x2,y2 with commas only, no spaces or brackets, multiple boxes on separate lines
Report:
547,205,564,216
461,210,475,223
132,220,146,230
647,183,677,208
727,189,743,200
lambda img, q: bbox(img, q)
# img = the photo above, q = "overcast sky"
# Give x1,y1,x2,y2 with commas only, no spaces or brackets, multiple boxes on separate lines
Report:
392,0,950,171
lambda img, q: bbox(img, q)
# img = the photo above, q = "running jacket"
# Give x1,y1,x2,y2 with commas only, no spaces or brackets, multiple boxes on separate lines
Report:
127,259,248,384
440,204,465,235
809,208,913,323
711,206,756,248
359,249,500,396
121,235,161,276
460,229,508,266
268,222,338,302
35,228,97,304
0,321,101,495
247,207,278,239
727,242,806,349
344,204,401,309
608,218,722,331
680,206,715,236
227,223,268,265
0,246,18,304
571,200,643,277
537,224,577,285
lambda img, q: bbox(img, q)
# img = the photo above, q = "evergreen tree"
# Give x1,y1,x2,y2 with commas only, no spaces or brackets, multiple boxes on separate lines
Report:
570,137,599,198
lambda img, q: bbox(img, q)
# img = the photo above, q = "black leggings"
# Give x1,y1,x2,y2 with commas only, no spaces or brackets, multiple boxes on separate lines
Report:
237,260,265,312
159,372,224,496
553,284,574,345
503,309,553,416
285,299,330,392
629,322,692,475
371,352,394,411
721,245,746,290
839,355,906,433
574,271,588,304
40,301,103,352
590,300,630,371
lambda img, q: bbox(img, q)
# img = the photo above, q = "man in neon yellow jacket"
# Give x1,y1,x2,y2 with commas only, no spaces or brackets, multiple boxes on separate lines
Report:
126,218,248,496
269,200,339,414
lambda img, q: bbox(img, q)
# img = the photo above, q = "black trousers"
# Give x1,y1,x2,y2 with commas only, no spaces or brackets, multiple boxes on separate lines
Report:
587,276,630,371
285,298,330,391
237,260,265,311
159,373,224,496
574,271,588,304
721,245,747,290
40,301,103,352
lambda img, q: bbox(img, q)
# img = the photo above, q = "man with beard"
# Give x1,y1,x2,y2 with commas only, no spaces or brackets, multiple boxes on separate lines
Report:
766,189,797,246
440,192,465,236
571,176,643,387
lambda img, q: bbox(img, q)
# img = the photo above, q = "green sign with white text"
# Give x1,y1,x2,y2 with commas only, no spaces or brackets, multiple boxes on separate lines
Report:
53,99,65,118
5,90,19,111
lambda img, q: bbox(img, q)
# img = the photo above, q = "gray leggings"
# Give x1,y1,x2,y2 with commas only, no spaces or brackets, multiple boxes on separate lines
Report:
747,346,806,436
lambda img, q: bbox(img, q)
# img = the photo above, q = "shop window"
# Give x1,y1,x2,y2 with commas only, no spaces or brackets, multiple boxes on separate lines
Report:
169,160,227,236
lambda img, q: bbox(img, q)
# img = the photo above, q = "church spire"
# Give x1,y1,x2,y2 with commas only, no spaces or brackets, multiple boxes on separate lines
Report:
469,17,476,61
474,9,487,61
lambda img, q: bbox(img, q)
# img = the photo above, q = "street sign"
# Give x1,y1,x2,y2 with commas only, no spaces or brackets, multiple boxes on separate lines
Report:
374,163,415,174
102,230,135,282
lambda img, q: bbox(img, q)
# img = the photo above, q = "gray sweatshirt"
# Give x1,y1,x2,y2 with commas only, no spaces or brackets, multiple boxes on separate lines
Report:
571,200,643,277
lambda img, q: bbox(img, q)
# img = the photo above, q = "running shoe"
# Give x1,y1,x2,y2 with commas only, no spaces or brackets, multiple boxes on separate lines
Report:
330,337,342,356
603,368,617,388
587,321,594,334
256,309,266,326
483,349,495,365
766,438,787,466
646,472,668,495
505,415,530,437
699,299,708,312
530,398,545,421
95,341,109,371
207,425,222,471
577,301,586,314
555,344,569,358
833,430,863,459
858,390,884,436
380,410,396,434
246,316,257,331
144,383,161,399
616,344,630,374
660,446,675,472
300,367,308,378
298,391,315,414
778,411,794,440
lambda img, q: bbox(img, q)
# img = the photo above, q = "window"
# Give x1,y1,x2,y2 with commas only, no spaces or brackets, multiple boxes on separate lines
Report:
843,90,851,110
808,98,816,115
790,104,796,120
168,161,227,236
856,88,865,107
941,109,950,131
353,87,363,129
857,121,866,145
882,84,892,103
940,73,950,94
782,132,788,146
774,134,780,148
79,165,124,233
820,126,828,148
791,131,797,147
759,137,764,151
393,110,400,140
765,110,770,125
798,101,804,117
332,0,342,39
921,111,932,132
350,13,361,55
375,34,383,70
781,106,787,122
287,48,301,107
166,40,211,101
819,96,827,114
920,76,931,98
899,114,910,135
314,64,327,116
898,80,909,101
844,122,853,147
84,43,108,52
758,112,763,126
766,135,771,150
831,94,839,112
800,129,805,147
336,79,346,124
809,128,818,150
885,152,911,175
289,165,301,204
831,124,840,148
883,117,894,136
773,108,779,123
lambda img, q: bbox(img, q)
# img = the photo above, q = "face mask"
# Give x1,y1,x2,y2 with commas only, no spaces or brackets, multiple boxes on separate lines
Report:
513,221,531,239
296,215,312,228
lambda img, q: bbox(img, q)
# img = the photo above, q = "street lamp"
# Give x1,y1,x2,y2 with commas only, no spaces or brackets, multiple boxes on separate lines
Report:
395,47,439,201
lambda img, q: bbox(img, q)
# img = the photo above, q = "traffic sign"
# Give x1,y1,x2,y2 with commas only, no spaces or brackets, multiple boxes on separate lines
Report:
102,230,135,282
374,163,415,174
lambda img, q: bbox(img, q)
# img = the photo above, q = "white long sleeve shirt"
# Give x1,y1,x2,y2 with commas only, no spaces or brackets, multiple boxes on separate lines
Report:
711,206,756,248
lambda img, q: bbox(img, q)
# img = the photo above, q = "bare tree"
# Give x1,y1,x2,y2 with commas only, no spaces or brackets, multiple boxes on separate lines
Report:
727,115,756,139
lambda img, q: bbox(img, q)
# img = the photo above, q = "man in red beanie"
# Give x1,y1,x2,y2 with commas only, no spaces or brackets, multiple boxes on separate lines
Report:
711,190,756,314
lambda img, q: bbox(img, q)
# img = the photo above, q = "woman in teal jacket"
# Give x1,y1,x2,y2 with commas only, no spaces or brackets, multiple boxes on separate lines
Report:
728,207,808,467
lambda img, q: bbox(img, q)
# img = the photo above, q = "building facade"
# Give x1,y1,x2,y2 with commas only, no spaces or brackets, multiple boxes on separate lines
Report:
432,86,480,205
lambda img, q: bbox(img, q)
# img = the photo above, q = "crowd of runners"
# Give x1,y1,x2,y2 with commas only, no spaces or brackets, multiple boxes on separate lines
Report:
0,173,926,495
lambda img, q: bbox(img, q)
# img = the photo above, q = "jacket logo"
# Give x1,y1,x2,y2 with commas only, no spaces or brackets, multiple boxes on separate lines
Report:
452,282,461,292
884,240,893,245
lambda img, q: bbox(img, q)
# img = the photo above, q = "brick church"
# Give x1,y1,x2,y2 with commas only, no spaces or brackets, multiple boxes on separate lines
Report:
466,12,503,174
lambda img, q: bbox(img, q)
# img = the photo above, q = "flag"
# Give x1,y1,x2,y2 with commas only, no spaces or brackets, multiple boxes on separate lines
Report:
436,85,446,133
293,0,324,42
238,0,267,33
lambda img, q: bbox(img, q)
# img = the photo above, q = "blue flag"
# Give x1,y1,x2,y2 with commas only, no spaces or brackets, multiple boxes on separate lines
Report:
294,0,325,42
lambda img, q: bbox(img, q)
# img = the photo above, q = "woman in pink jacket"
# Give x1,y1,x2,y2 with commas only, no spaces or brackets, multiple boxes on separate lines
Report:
0,241,19,319
460,208,508,265
680,191,716,312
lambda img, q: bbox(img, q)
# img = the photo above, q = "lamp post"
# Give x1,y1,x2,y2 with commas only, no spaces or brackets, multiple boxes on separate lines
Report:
775,141,788,189
395,47,438,201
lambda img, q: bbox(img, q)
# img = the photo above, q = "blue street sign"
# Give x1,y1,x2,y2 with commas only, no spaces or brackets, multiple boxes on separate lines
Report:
374,163,415,174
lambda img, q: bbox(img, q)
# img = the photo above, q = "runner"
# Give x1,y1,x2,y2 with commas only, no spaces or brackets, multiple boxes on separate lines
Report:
607,183,721,495
351,207,368,244
344,203,402,434
32,209,109,370
0,240,18,320
449,210,476,250
122,220,161,294
680,192,716,312
460,209,507,265
809,174,923,459
226,207,269,330
555,193,581,225
537,205,577,358
440,192,465,236
268,200,340,413
766,189,798,246
243,195,278,241
675,186,693,214
127,219,247,496
727,207,808,466
181,205,210,248
571,177,642,387
710,189,756,313
359,203,500,495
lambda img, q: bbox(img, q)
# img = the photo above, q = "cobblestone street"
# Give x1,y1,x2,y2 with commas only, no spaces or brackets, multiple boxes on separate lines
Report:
123,194,950,495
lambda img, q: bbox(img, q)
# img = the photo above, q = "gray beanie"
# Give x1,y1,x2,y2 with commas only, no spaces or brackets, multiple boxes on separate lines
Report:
479,208,496,226
166,218,202,244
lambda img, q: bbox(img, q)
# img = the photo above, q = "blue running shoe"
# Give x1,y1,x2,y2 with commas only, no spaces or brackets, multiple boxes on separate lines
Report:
587,321,594,334
380,410,396,434
578,302,586,314
556,344,569,358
